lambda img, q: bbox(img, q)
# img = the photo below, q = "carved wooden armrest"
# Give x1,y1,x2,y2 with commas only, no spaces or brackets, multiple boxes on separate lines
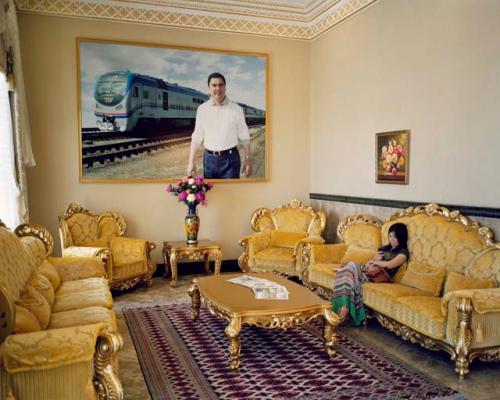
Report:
2,324,123,399
441,288,500,316
239,232,271,255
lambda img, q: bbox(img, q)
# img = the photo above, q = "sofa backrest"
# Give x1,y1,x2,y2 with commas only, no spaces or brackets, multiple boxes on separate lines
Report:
381,204,494,280
338,214,382,251
0,224,33,302
466,245,500,285
251,199,326,237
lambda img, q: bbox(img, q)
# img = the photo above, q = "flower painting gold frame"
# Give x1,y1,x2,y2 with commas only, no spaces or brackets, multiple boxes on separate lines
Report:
375,130,410,184
77,38,269,183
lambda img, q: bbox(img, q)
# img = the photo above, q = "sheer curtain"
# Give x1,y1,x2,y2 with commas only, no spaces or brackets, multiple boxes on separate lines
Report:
0,0,35,229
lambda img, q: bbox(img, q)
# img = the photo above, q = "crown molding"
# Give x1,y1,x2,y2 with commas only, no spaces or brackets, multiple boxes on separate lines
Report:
16,0,379,40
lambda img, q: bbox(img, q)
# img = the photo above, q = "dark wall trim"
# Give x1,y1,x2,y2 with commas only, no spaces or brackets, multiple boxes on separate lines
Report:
309,193,500,219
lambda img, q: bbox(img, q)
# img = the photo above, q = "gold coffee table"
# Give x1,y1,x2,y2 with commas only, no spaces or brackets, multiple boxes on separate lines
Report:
188,272,339,370
163,240,222,287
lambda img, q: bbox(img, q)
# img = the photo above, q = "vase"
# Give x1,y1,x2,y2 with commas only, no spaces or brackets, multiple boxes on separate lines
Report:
185,204,200,245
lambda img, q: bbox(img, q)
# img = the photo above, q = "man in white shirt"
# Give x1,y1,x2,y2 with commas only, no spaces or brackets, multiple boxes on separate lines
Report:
186,72,252,179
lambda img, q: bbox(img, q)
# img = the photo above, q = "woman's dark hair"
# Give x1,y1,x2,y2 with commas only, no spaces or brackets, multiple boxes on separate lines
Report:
388,223,408,250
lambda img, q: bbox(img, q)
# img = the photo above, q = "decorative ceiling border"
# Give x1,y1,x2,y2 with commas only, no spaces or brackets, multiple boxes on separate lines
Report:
16,0,378,40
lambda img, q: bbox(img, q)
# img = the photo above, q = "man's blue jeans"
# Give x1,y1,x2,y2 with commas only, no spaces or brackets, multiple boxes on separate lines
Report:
203,149,241,179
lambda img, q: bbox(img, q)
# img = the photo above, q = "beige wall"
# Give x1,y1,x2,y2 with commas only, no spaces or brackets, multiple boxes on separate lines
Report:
19,14,311,261
310,0,500,208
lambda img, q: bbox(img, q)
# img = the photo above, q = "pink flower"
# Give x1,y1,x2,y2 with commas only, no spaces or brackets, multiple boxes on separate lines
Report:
178,191,188,201
165,184,173,192
195,176,203,185
195,192,205,202
181,176,189,183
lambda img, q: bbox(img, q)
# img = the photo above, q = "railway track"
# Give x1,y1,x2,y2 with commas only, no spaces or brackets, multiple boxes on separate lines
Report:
81,127,192,142
82,134,191,168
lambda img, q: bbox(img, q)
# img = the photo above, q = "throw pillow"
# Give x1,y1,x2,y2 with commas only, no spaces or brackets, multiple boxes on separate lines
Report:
401,261,446,296
13,305,42,334
340,246,376,265
444,271,496,294
39,260,61,290
16,286,51,329
29,273,55,306
270,231,307,248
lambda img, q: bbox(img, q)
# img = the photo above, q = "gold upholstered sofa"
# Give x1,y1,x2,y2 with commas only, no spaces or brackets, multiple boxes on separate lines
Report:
59,202,156,291
238,199,326,278
304,204,500,378
0,220,123,399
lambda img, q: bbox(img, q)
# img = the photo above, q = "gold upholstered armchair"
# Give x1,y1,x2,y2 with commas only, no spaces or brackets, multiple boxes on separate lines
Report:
59,203,156,291
238,199,326,278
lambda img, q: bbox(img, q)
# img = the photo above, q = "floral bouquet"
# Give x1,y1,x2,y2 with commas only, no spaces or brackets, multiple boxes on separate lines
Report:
166,176,213,211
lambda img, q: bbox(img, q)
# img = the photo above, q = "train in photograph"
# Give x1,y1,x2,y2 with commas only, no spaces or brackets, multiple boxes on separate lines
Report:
92,70,265,136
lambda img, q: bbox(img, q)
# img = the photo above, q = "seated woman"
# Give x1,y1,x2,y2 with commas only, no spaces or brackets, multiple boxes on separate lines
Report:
332,223,408,326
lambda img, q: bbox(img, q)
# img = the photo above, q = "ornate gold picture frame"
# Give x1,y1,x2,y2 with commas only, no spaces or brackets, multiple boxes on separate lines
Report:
77,38,269,183
375,130,410,184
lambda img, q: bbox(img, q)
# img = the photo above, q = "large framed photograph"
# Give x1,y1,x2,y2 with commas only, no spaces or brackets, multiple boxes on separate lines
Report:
375,130,410,184
77,38,269,182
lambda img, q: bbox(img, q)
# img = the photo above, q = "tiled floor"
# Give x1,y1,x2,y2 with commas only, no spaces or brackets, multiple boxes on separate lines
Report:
113,275,500,400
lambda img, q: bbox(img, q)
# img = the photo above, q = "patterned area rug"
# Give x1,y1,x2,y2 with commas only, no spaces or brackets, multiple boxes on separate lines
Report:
124,304,466,400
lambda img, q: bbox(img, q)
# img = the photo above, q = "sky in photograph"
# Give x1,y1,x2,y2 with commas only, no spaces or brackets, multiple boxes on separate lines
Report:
79,42,267,127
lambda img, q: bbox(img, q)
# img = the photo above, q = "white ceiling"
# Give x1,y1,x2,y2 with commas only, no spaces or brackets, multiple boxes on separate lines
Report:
16,0,379,39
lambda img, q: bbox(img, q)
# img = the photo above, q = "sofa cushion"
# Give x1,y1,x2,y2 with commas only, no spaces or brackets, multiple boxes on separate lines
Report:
49,306,117,331
13,305,42,334
309,262,341,289
253,247,295,272
52,288,113,313
401,262,446,296
270,231,307,248
29,273,55,306
394,296,445,339
363,283,433,316
16,286,51,329
444,271,496,294
341,246,376,265
57,277,108,295
39,260,61,290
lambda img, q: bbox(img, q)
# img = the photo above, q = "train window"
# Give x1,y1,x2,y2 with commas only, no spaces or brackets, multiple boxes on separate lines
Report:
163,92,168,110
133,87,138,97
143,90,149,99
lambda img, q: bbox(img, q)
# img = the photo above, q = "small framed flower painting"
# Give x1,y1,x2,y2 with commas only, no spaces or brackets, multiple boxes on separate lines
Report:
375,130,410,184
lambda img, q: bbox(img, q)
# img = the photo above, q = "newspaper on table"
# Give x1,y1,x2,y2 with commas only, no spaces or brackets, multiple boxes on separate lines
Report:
226,275,289,300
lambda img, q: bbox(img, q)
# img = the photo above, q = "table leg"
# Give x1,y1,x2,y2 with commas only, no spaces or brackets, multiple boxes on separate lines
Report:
225,316,242,370
169,251,178,287
204,253,211,274
323,308,339,358
214,248,222,276
188,279,200,321
163,247,171,279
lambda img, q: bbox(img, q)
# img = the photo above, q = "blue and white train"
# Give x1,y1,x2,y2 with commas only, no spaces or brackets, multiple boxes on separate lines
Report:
93,70,265,136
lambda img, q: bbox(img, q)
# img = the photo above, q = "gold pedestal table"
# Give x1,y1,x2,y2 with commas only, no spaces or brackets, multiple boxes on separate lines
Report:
163,240,222,287
188,272,339,370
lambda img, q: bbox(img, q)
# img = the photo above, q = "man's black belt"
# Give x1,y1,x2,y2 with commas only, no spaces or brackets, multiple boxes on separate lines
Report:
205,146,237,156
